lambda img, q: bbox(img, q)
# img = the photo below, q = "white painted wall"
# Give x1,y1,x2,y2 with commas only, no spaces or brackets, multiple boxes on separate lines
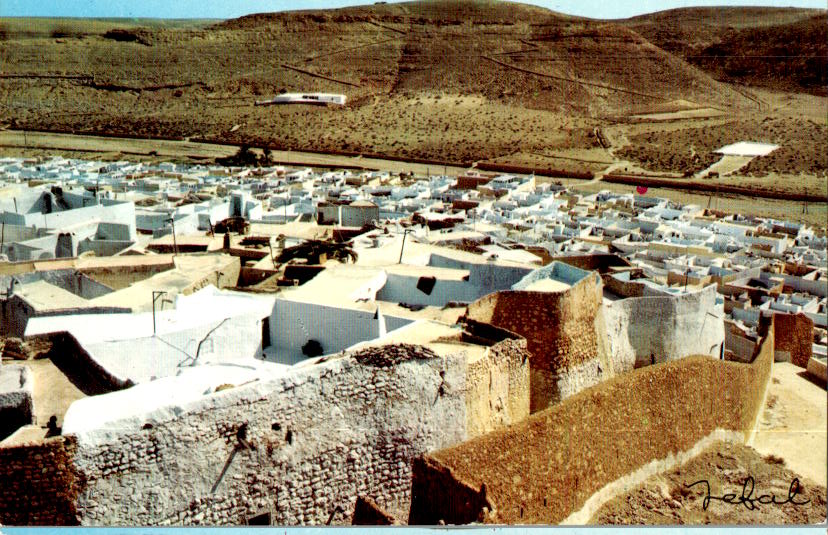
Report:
605,284,725,370
270,300,390,365
376,274,481,306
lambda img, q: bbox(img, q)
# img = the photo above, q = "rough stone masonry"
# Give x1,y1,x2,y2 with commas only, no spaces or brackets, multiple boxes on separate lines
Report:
38,336,530,526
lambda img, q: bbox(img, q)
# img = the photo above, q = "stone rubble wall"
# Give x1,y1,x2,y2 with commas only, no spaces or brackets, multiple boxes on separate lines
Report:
464,337,530,437
0,436,83,525
61,339,529,526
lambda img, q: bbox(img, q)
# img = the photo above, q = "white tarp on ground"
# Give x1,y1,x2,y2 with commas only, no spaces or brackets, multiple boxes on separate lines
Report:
714,142,780,157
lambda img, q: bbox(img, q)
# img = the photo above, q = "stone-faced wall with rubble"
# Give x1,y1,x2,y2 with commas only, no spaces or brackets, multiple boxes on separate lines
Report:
603,284,724,371
464,271,611,412
408,316,775,525
774,312,813,368
0,436,83,525
461,320,530,436
58,339,529,526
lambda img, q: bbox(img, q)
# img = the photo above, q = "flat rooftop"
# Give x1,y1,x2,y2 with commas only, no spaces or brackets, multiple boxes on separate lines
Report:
15,280,90,311
714,142,780,157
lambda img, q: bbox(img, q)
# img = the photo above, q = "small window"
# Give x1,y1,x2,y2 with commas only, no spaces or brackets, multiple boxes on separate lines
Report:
416,276,436,295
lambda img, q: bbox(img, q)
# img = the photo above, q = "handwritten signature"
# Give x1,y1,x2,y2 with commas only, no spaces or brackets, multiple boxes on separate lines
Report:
685,477,810,511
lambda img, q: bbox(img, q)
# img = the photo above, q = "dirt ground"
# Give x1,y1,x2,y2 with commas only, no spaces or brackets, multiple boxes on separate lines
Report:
0,130,471,176
13,357,86,428
750,362,827,487
591,440,827,524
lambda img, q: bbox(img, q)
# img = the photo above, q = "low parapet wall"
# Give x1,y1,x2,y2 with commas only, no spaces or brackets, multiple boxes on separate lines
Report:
408,316,774,525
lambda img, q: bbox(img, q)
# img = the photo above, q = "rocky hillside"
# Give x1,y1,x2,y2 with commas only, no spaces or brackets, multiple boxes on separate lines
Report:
1,1,823,174
622,7,827,96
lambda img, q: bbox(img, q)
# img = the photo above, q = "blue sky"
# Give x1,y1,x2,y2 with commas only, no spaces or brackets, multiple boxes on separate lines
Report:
0,0,825,20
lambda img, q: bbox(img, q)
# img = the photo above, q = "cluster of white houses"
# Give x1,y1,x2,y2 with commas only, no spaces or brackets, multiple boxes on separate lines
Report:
0,154,824,525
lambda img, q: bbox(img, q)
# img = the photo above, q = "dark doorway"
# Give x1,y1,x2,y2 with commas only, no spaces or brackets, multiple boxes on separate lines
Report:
261,317,271,349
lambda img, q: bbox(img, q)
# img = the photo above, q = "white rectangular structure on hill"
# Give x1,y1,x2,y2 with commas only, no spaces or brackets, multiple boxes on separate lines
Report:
255,93,346,106
714,141,779,157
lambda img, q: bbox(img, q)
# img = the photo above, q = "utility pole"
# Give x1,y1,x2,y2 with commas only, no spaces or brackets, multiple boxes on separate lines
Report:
398,228,412,264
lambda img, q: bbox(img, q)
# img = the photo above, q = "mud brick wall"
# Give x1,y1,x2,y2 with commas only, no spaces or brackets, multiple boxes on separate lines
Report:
774,312,813,368
409,317,775,525
465,337,530,436
464,272,610,411
62,339,529,526
0,436,83,526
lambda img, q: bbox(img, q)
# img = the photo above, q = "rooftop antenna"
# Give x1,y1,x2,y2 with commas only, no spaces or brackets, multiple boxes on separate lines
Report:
152,290,168,336
398,228,413,264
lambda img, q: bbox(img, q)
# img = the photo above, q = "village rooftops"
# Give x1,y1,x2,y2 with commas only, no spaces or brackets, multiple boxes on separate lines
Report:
25,285,273,347
85,254,239,312
352,232,537,269
61,360,287,437
25,286,276,386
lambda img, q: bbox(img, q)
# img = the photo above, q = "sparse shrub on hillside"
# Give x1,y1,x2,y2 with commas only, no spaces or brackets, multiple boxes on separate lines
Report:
103,28,152,46
50,24,83,39
638,12,827,97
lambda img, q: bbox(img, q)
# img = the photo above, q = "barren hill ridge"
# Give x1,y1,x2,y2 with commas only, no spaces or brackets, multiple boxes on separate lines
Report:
621,7,827,96
0,0,824,174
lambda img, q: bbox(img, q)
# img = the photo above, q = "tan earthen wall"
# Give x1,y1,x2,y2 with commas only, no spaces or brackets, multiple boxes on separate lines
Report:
774,312,813,368
0,436,83,526
409,317,775,525
464,273,609,411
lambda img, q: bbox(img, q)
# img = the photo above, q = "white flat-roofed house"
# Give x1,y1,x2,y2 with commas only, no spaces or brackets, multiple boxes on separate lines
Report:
256,93,346,106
